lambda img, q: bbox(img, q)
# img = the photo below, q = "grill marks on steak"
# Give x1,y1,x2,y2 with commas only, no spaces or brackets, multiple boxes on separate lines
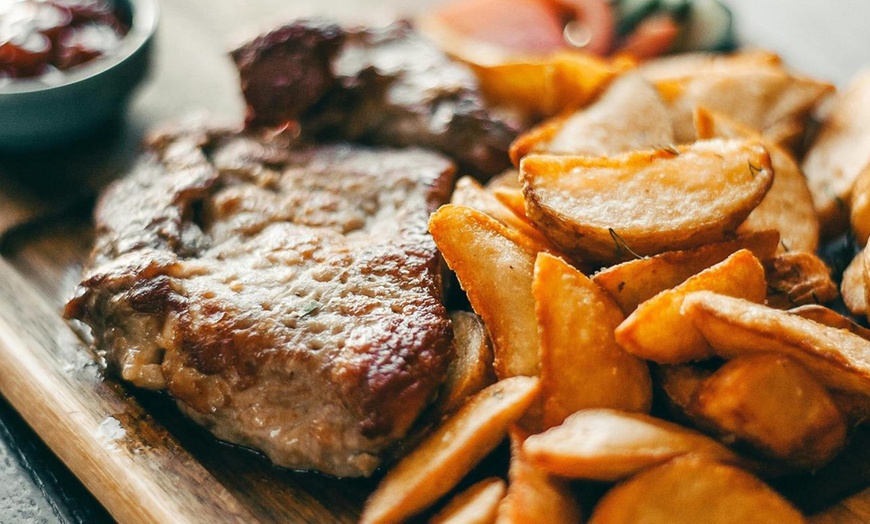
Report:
65,125,456,477
233,19,522,178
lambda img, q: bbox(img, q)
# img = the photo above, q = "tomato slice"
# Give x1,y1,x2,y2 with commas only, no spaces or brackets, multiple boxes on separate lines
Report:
429,0,566,55
616,13,680,60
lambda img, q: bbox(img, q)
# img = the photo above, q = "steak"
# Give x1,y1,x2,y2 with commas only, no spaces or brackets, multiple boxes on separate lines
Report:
232,19,522,178
65,123,456,477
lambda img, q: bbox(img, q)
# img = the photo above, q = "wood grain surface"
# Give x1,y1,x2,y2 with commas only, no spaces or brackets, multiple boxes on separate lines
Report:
0,1,869,522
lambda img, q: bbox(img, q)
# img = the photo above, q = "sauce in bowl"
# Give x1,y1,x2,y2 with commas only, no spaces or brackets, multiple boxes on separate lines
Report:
0,0,128,84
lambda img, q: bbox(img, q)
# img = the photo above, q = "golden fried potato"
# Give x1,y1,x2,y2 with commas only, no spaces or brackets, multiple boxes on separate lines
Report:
430,478,506,524
694,107,820,253
361,377,540,524
592,230,779,314
429,205,539,378
521,139,773,265
484,169,521,192
522,409,739,481
829,390,870,426
637,50,782,83
435,311,496,416
459,48,629,117
850,163,870,245
841,251,868,316
763,252,838,309
588,456,806,524
688,354,846,468
533,253,651,428
655,364,713,420
788,304,870,341
659,66,832,144
615,250,766,364
496,429,582,524
451,176,552,251
509,74,674,163
803,70,870,237
682,292,870,398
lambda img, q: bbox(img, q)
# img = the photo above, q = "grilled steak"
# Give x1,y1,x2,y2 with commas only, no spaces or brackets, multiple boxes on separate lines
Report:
65,123,456,477
232,19,522,178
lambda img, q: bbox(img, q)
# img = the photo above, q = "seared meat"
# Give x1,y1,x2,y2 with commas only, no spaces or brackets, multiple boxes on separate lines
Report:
232,19,522,178
65,123,456,477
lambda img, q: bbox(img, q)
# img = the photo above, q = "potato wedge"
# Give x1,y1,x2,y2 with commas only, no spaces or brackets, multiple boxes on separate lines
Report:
763,252,838,309
451,176,551,251
463,50,629,118
533,253,651,427
695,107,820,253
592,230,780,314
841,251,867,316
788,304,870,341
655,364,713,420
522,409,740,481
803,70,870,237
682,291,870,398
660,66,832,144
436,311,496,416
637,50,783,84
485,169,521,192
509,74,674,163
496,429,582,524
521,139,774,265
615,250,766,364
429,205,540,378
588,456,805,524
430,478,506,524
688,354,846,468
360,377,540,524
490,187,528,222
850,163,870,245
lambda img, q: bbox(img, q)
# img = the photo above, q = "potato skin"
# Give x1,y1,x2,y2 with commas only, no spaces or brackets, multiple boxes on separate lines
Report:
521,139,773,265
688,354,846,469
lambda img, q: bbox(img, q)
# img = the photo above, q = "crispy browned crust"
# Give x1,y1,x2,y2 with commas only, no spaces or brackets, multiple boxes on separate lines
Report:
66,122,455,477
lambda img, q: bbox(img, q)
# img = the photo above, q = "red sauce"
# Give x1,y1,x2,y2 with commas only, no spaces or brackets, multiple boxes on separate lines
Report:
0,0,128,81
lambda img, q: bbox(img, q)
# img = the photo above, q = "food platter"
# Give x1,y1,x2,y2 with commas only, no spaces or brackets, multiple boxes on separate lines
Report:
1,0,870,522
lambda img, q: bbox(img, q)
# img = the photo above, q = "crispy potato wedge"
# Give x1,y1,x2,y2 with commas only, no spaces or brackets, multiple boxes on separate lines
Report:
509,74,674,163
655,364,714,420
788,304,870,341
615,250,766,364
429,205,540,378
660,66,833,144
496,429,582,524
360,377,540,524
688,354,846,468
850,163,870,245
491,187,528,222
841,251,868,316
485,169,521,192
451,176,552,251
435,311,497,416
521,139,774,265
763,252,838,309
430,478,506,524
682,291,870,398
533,253,652,428
864,243,870,325
462,49,629,117
522,409,740,481
587,456,806,524
637,50,783,83
592,230,779,314
695,107,820,253
803,70,870,237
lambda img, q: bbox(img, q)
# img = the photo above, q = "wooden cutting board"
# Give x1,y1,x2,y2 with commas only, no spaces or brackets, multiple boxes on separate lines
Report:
0,1,869,522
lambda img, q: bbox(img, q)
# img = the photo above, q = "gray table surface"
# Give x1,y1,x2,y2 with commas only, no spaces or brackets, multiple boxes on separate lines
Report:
1,0,869,522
